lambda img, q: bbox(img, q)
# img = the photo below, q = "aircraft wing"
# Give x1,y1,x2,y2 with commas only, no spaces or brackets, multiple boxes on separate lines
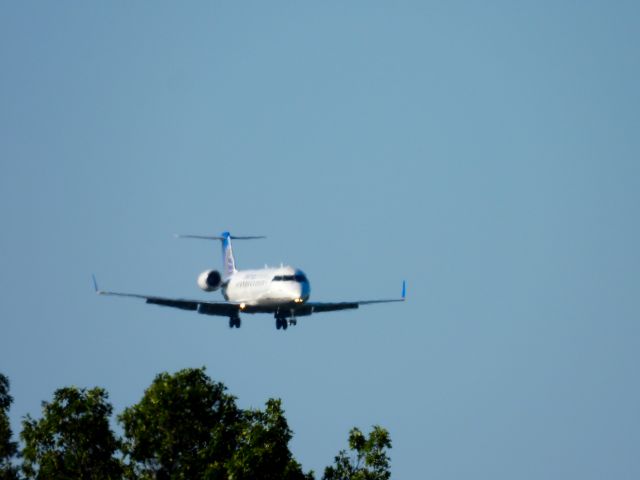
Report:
298,281,406,314
94,291,402,317
93,276,240,317
301,297,405,314
97,290,240,317
93,276,406,319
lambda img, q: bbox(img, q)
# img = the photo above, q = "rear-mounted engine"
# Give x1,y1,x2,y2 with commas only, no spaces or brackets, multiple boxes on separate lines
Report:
197,270,222,291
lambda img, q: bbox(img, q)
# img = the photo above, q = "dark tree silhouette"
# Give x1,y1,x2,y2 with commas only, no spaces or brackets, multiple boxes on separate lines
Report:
323,426,392,480
119,367,239,479
0,374,18,480
21,386,122,479
13,368,391,479
226,398,312,480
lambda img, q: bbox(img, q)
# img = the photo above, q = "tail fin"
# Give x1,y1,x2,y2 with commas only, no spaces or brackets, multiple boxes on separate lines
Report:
220,231,236,278
175,231,266,279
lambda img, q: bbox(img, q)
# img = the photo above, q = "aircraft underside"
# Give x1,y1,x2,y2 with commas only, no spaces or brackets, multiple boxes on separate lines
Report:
226,314,298,330
201,301,358,330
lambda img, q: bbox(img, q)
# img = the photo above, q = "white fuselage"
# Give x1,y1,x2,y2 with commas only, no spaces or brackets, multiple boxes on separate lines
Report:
222,265,311,306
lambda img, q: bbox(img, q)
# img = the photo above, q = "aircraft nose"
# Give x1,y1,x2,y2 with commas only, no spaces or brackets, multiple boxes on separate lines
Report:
291,283,303,298
300,280,310,300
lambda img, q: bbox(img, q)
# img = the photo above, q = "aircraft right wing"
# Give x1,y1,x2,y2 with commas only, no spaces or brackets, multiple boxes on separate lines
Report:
92,276,239,317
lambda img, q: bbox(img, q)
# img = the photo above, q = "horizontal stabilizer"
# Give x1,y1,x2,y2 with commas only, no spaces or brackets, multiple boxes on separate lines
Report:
174,234,266,240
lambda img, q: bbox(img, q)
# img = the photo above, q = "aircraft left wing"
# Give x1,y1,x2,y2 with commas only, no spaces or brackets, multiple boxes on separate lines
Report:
292,298,404,315
285,281,407,315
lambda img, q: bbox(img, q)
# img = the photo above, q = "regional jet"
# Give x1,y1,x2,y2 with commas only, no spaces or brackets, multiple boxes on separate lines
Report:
94,231,405,330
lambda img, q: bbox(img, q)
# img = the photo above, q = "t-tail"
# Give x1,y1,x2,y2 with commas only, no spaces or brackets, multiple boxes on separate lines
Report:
175,231,266,279
221,231,236,278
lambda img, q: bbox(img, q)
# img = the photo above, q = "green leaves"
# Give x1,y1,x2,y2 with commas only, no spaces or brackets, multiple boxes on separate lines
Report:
0,374,19,480
20,386,123,480
323,426,392,480
226,399,312,480
118,369,311,480
119,367,241,479
4,369,392,479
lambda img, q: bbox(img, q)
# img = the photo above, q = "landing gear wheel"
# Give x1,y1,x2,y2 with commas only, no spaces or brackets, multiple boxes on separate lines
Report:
282,320,288,330
229,317,241,329
275,318,282,330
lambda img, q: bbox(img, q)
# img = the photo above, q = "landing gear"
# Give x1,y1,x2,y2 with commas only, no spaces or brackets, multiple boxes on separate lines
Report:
275,316,296,330
229,316,241,329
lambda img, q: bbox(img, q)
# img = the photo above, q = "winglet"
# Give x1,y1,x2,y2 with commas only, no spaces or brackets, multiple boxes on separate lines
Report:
401,280,406,300
92,274,100,294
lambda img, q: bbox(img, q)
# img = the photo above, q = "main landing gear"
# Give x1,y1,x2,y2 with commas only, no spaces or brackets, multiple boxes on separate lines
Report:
275,316,297,330
228,316,241,329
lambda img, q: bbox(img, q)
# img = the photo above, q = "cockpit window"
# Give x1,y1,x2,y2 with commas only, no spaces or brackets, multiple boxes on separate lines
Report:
272,274,307,283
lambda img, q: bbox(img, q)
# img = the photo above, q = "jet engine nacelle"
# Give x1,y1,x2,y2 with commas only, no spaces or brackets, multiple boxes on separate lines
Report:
198,270,222,292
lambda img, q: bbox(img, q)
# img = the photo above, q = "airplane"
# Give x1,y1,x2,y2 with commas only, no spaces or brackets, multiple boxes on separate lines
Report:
94,231,405,330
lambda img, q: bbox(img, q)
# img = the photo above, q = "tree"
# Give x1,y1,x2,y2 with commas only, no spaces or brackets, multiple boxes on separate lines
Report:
20,386,122,479
119,367,241,479
323,426,392,480
13,368,392,479
0,374,18,480
226,399,312,480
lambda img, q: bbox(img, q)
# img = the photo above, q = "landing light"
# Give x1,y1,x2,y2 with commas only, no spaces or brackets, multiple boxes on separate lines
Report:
294,298,304,304
240,303,246,310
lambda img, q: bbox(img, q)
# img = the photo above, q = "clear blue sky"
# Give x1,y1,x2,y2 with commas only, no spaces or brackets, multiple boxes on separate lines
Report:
1,2,639,478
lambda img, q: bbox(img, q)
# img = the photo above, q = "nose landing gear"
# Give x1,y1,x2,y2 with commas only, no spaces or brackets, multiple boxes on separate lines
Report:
228,316,241,329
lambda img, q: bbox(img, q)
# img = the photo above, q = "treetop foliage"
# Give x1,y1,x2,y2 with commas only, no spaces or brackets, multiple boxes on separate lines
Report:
322,426,392,480
1,369,392,479
119,368,242,479
0,374,19,480
20,386,122,479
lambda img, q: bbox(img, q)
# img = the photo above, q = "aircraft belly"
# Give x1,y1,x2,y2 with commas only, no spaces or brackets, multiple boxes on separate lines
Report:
226,286,274,305
226,290,296,307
